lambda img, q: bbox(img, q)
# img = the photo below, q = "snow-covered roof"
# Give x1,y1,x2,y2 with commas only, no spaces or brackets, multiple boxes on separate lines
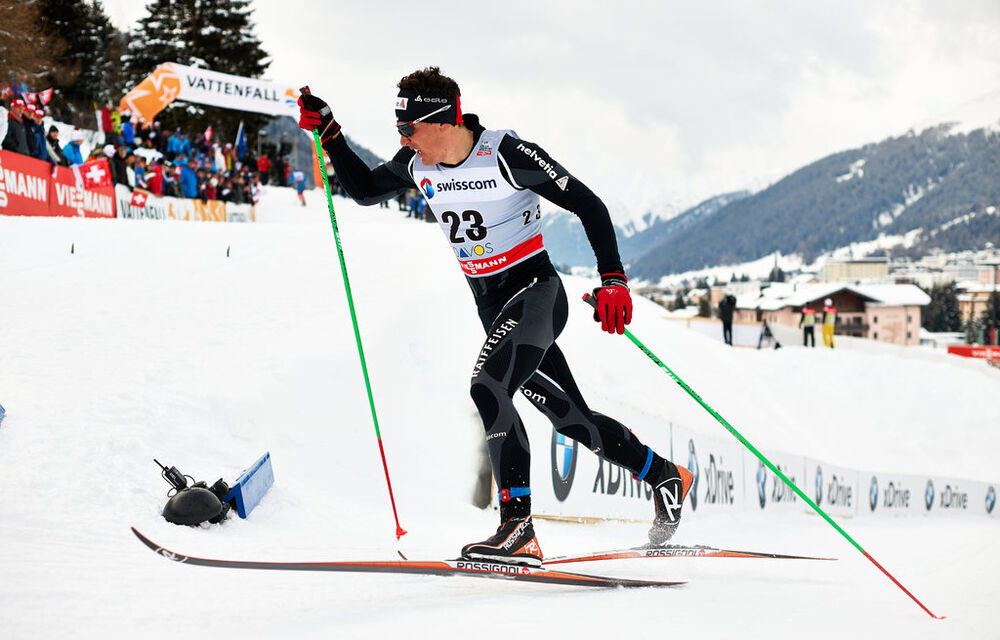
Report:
956,280,1000,293
743,282,928,310
854,284,931,306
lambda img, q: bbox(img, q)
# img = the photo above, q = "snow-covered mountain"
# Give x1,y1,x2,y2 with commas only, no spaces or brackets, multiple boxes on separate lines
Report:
623,120,999,281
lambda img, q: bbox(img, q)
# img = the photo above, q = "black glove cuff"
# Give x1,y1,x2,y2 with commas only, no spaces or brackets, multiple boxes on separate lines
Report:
320,119,341,142
600,272,629,290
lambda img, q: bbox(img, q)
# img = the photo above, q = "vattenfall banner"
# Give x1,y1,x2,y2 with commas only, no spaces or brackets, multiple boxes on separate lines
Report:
114,184,255,223
120,62,299,124
526,425,998,522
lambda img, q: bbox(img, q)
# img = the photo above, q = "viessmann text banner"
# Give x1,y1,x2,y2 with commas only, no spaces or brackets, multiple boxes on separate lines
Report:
120,62,299,123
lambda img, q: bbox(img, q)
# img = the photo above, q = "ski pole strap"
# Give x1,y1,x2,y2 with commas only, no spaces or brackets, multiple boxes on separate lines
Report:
498,487,531,502
636,447,654,481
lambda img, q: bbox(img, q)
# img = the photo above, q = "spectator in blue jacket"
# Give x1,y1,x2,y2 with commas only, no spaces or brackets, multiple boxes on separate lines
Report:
179,158,199,198
166,130,182,160
28,106,48,161
177,132,191,159
120,112,135,147
62,129,85,165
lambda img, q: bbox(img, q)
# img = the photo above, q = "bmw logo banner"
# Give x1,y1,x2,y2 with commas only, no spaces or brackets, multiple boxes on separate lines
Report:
805,459,858,518
675,431,743,514
524,420,999,523
549,430,578,502
746,450,806,513
857,473,922,518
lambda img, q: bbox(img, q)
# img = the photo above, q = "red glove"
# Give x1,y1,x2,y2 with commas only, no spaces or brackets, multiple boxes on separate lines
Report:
297,93,341,142
592,273,632,334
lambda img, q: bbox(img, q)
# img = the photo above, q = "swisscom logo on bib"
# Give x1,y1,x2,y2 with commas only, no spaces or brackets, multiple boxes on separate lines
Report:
417,169,503,201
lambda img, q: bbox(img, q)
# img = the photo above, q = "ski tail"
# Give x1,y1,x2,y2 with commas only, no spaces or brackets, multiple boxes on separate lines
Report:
544,544,836,565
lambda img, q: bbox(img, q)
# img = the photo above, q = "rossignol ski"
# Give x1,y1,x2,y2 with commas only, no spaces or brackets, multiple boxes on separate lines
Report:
131,528,684,588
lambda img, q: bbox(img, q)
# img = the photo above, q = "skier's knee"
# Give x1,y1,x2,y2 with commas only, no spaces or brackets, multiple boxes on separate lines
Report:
470,383,500,428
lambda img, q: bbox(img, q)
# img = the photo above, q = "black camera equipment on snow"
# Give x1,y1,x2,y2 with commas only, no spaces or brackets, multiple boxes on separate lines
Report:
154,459,232,526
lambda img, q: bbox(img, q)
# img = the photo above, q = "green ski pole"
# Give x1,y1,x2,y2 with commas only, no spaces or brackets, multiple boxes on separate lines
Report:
302,87,406,539
582,293,943,619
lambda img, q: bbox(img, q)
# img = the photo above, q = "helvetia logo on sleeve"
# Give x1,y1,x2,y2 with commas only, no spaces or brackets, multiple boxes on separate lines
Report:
515,143,558,180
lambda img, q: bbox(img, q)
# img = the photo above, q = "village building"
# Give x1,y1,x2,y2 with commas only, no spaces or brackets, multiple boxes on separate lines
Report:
822,257,890,282
734,283,930,346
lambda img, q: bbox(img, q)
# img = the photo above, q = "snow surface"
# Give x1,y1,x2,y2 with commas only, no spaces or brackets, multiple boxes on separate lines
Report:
1,188,998,639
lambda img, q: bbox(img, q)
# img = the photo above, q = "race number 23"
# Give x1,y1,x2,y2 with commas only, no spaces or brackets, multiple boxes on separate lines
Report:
441,210,487,243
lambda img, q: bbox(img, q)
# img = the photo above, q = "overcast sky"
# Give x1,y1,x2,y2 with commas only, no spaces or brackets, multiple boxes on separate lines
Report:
104,0,1000,219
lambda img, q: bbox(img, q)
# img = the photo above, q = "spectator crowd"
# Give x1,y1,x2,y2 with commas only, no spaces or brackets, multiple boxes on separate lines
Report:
3,86,432,218
2,91,315,207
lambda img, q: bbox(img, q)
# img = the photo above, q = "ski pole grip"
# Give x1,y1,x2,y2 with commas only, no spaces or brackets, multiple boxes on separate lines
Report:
300,85,310,95
582,293,597,309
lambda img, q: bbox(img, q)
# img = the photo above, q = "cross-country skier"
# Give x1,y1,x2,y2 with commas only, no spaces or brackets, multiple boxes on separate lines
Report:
298,67,693,566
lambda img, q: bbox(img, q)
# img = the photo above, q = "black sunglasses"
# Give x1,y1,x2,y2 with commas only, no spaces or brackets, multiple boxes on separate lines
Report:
397,104,452,137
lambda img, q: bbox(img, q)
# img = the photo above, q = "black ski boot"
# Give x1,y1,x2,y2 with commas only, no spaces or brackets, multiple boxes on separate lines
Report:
648,462,694,546
461,516,543,567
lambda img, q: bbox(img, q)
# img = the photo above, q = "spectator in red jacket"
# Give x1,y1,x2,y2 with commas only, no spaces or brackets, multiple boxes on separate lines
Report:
100,103,114,144
2,97,30,155
147,161,164,195
256,154,271,184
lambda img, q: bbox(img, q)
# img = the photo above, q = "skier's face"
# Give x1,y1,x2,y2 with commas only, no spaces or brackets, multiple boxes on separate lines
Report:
400,122,447,165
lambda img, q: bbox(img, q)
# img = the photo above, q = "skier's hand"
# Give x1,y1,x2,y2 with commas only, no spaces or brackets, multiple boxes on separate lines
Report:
298,93,341,142
592,273,632,335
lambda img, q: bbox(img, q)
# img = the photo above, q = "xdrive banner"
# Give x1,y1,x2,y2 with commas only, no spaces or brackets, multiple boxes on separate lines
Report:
525,424,999,522
120,62,299,124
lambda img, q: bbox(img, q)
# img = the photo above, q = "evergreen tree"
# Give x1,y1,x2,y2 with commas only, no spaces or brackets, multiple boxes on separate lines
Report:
768,264,786,282
37,0,120,111
122,0,271,139
121,0,184,90
698,296,711,318
0,1,60,87
982,291,1000,343
189,0,268,78
921,282,963,332
674,291,687,310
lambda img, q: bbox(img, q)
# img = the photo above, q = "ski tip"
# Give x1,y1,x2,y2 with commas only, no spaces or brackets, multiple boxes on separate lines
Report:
130,527,155,547
397,550,409,561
